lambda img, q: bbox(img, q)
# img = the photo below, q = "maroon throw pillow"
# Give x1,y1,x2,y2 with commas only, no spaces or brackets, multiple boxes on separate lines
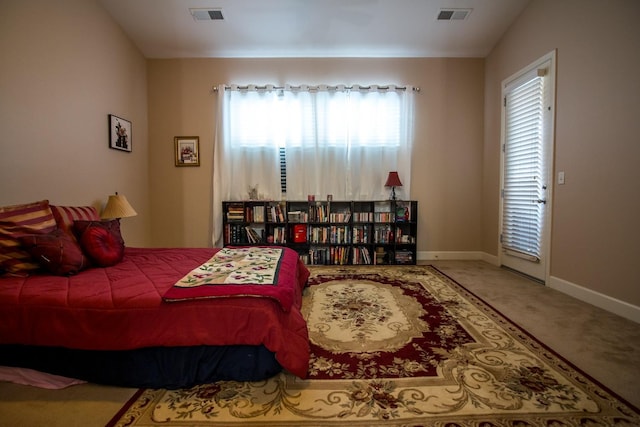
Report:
19,229,88,276
74,220,125,267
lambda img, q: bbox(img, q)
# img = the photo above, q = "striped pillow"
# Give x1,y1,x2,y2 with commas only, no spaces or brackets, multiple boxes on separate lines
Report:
0,200,58,276
51,205,100,239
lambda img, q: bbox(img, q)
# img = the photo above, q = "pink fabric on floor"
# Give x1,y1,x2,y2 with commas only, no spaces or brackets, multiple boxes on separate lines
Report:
0,366,86,389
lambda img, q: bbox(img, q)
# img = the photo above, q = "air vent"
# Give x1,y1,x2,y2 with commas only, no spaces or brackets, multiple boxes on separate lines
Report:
437,8,472,21
190,8,224,21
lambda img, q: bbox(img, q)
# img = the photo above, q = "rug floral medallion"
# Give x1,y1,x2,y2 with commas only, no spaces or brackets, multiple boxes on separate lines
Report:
109,266,640,427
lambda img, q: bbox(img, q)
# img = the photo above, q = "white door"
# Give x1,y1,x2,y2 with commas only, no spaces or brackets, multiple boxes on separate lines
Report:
500,52,556,283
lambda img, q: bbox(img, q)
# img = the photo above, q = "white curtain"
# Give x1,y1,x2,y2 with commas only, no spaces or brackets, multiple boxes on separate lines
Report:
212,84,415,247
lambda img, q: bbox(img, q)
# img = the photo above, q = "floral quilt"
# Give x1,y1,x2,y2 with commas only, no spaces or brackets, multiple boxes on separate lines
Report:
162,246,300,311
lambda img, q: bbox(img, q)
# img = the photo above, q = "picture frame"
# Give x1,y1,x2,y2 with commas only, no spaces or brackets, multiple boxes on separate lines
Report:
175,136,200,167
109,114,132,152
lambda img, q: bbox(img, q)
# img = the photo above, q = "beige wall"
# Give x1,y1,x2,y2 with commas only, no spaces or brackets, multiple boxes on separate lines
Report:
0,0,150,246
484,0,640,305
147,58,485,252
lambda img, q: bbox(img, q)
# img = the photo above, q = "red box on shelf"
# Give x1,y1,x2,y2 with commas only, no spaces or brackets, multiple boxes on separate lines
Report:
293,224,307,243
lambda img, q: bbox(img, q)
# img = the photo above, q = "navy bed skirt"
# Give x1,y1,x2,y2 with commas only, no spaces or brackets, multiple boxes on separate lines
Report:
0,344,282,389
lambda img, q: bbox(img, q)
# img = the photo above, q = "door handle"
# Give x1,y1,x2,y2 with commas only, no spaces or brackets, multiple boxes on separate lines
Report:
535,199,546,204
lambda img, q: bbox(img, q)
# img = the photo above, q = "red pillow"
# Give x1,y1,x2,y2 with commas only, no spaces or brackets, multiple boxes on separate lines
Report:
73,220,125,267
19,230,88,276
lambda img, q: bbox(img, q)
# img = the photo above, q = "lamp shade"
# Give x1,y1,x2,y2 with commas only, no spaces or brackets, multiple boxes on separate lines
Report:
385,171,403,187
101,193,137,219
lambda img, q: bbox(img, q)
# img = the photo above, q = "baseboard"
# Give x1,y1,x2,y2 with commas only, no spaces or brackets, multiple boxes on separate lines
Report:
548,276,640,324
417,251,499,265
481,252,500,266
418,251,488,262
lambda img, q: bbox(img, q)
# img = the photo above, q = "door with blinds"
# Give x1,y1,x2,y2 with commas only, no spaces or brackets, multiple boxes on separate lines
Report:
500,52,556,282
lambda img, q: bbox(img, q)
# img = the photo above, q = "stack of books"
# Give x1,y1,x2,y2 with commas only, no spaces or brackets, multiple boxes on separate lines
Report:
226,204,244,222
395,250,414,264
268,204,285,222
287,210,308,222
244,227,263,243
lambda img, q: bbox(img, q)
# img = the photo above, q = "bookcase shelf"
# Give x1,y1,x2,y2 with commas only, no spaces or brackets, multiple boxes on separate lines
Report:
222,200,417,266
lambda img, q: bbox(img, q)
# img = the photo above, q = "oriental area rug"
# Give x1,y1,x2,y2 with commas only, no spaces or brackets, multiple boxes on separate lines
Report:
107,266,640,427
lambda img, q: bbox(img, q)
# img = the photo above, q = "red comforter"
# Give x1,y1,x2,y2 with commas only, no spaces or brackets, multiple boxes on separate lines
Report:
0,247,310,378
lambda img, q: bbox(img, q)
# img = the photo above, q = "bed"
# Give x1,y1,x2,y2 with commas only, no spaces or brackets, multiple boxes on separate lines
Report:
0,201,310,389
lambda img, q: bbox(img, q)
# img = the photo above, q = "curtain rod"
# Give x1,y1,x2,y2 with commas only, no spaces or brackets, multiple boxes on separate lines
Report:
212,84,420,93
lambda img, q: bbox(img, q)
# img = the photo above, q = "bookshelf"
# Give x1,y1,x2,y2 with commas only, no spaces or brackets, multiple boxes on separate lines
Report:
222,200,417,266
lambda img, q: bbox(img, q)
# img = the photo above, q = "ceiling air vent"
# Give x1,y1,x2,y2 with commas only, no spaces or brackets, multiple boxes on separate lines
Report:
190,8,224,21
437,8,472,21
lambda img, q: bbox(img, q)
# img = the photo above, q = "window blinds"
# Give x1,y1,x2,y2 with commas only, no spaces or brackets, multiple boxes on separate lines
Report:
501,73,545,260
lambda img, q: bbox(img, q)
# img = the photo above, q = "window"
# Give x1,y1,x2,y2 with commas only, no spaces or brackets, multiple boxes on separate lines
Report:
227,86,404,149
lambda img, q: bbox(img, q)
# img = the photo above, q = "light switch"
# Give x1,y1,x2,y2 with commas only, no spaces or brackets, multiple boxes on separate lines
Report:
558,171,565,185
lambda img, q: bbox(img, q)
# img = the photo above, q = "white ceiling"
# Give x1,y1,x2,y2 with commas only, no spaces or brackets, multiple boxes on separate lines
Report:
98,0,530,59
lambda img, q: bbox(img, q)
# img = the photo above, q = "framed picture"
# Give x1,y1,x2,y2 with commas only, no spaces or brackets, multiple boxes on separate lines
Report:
109,114,132,152
175,136,200,167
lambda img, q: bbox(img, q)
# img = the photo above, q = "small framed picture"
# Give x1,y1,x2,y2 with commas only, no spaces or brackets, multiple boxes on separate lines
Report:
108,114,132,152
175,136,200,167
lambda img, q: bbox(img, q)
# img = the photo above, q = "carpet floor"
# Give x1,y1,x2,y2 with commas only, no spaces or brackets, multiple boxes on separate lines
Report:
105,265,640,426
0,261,638,427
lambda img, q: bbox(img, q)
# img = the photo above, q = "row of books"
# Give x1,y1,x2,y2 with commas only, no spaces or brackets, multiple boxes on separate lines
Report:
287,210,308,223
304,247,351,265
395,228,416,244
352,225,370,244
299,248,411,265
373,225,394,244
329,246,351,265
271,227,286,244
224,224,286,244
308,225,351,244
328,212,351,223
228,225,413,246
227,203,277,223
245,205,265,223
394,250,414,264
224,223,248,244
374,212,394,223
310,207,353,223
352,246,372,265
353,212,374,222
227,208,409,224
306,248,330,265
308,204,329,222
226,204,245,222
244,226,263,244
267,204,286,223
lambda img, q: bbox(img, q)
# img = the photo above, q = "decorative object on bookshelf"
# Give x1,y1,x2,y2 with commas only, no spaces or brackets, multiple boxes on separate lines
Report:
247,185,258,200
385,171,403,200
293,224,307,243
222,200,417,266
